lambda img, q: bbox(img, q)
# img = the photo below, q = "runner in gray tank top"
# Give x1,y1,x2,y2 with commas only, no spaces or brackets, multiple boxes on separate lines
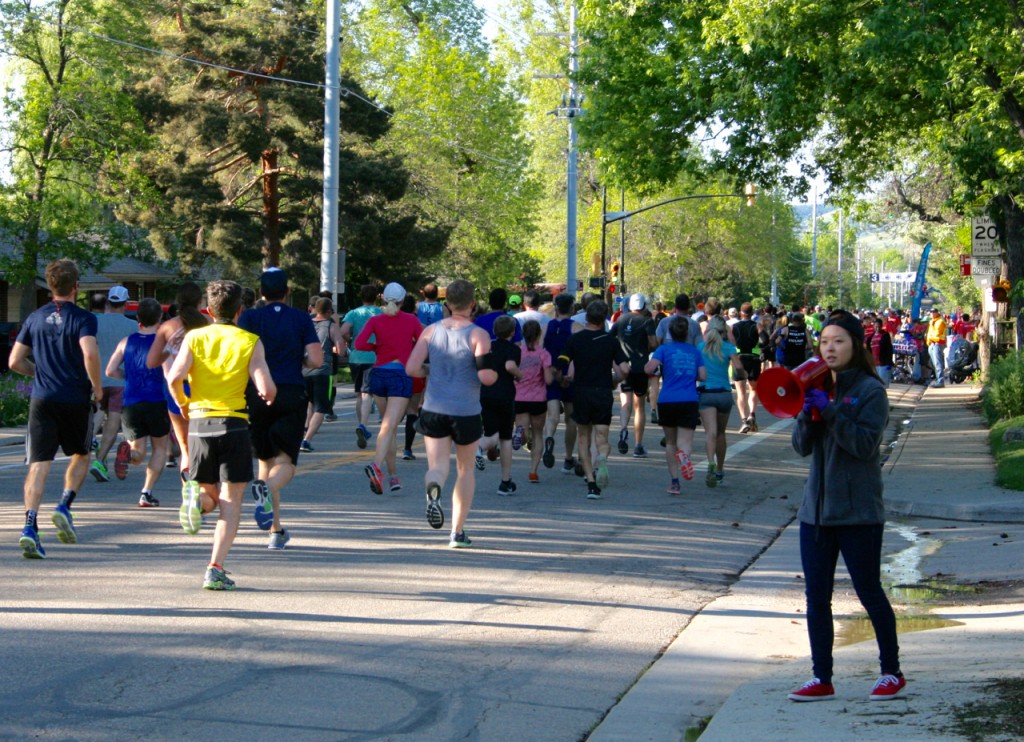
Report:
406,279,497,548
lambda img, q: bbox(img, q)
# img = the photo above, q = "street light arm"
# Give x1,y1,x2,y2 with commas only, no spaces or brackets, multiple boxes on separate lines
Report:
603,192,748,224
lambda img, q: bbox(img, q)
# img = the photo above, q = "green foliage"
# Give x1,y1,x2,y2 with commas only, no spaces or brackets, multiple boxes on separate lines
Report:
989,417,1024,492
0,373,32,427
982,352,1024,422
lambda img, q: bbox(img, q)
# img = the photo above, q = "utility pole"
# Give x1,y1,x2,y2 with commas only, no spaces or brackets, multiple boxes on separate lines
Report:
320,0,342,308
837,209,844,306
811,182,818,278
566,2,579,295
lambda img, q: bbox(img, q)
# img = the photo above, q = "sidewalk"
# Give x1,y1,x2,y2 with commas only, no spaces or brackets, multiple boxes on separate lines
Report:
591,383,1024,741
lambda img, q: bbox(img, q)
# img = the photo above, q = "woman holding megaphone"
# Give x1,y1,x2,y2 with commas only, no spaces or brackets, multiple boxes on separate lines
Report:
787,310,906,703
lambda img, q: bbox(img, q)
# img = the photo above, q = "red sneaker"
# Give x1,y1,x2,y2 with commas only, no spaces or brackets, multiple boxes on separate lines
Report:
364,462,384,495
528,472,539,483
676,450,694,481
869,674,906,700
114,441,131,480
787,678,835,702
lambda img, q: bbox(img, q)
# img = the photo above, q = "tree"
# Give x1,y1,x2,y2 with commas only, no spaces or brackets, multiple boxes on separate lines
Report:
576,0,1024,343
125,0,446,290
345,0,542,292
0,0,158,315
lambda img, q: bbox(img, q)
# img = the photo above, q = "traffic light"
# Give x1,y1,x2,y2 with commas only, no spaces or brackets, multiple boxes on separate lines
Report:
609,261,621,294
993,279,1011,303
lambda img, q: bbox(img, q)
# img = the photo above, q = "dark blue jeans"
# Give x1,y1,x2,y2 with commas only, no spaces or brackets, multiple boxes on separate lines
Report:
800,521,901,683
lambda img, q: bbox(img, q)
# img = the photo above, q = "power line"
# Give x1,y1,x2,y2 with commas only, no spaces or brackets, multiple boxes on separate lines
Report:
15,10,554,174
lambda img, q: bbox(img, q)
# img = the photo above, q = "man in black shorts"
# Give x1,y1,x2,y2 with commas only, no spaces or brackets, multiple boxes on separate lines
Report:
9,259,103,558
614,293,657,459
732,302,761,433
239,268,322,550
558,300,630,500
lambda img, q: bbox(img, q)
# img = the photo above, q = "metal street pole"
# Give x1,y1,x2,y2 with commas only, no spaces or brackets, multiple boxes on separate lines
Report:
566,2,579,295
320,0,342,308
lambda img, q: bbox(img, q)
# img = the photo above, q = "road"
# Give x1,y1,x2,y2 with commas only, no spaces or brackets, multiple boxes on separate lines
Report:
0,388,917,741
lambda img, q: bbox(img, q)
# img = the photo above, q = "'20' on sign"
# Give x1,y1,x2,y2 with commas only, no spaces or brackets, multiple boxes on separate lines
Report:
971,216,1000,257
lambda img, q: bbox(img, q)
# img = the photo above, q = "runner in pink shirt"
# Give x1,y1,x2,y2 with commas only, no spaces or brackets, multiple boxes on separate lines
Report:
515,320,554,483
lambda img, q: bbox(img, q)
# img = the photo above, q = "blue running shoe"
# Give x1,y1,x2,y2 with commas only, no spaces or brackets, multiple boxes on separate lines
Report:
52,503,77,544
449,530,472,549
19,526,45,559
251,480,273,531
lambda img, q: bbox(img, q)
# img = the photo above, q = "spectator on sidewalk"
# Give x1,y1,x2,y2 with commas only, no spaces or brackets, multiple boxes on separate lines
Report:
10,259,103,558
926,308,948,387
788,310,905,702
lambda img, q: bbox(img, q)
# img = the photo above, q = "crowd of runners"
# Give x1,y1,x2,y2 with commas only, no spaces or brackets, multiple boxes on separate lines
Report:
9,258,979,592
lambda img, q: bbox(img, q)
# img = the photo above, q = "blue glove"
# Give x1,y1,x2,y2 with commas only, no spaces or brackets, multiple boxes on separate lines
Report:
803,388,829,415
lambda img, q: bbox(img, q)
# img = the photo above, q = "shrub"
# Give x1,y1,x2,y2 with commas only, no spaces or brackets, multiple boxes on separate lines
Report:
0,373,31,427
983,351,1024,422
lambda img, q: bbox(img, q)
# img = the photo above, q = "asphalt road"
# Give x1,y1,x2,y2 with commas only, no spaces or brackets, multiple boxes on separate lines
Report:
0,392,831,741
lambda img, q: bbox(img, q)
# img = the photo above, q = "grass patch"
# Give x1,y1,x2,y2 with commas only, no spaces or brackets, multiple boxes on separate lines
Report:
989,416,1024,491
949,676,1024,741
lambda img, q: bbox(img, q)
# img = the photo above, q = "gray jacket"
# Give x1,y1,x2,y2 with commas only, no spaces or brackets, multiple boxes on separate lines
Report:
792,367,889,526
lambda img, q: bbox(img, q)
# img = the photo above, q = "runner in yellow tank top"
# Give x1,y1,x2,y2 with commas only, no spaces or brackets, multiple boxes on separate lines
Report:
167,280,276,590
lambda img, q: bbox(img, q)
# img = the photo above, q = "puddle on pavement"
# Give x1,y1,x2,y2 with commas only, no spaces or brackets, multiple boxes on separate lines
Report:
835,523,968,645
837,613,964,647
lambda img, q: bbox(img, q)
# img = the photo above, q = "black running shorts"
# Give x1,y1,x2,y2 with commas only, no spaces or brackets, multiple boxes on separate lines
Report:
122,400,171,441
27,398,93,463
188,416,254,485
571,386,614,427
247,384,306,463
416,409,483,447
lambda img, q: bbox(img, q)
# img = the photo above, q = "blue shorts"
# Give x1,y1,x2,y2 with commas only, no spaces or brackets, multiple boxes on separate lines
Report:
163,380,190,417
369,367,413,399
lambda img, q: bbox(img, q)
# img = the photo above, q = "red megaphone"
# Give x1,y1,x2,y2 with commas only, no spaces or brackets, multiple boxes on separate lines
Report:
759,357,830,419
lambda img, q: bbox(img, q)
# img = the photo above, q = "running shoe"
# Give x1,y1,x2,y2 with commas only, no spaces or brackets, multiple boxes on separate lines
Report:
19,526,45,559
402,449,416,461
788,678,835,702
356,424,369,449
586,481,602,500
497,480,517,496
475,446,486,471
202,565,236,591
528,472,539,483
542,436,555,469
251,480,273,531
425,481,444,529
179,479,202,535
324,413,338,422
617,429,629,454
715,470,724,485
365,462,384,495
667,479,681,495
51,503,77,544
748,414,758,433
632,444,648,459
89,460,110,483
166,455,177,469
388,476,402,492
705,462,718,489
511,425,525,451
449,530,472,549
299,439,314,453
114,440,131,480
138,491,160,508
651,409,660,425
676,451,694,481
869,674,906,700
595,456,609,489
268,529,291,550
561,458,576,474
738,418,752,435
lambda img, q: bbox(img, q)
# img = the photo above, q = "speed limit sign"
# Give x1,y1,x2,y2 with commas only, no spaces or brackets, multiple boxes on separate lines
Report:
972,216,1000,257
